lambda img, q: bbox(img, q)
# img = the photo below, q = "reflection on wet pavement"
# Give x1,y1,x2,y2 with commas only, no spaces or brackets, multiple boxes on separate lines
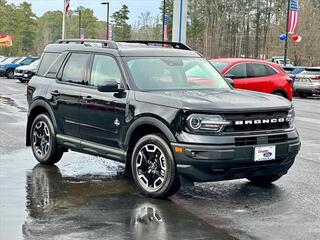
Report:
22,164,235,240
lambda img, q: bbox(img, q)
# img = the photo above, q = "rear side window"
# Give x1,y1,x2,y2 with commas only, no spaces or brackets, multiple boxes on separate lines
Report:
38,53,59,76
227,63,247,78
247,63,277,78
46,52,68,79
61,53,91,85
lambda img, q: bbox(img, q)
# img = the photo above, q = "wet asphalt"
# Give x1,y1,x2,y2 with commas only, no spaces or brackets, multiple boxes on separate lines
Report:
0,77,319,240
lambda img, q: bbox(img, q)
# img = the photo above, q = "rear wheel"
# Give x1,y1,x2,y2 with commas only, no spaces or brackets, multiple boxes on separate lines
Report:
30,114,63,165
19,79,26,83
131,134,180,198
247,175,282,186
5,69,14,79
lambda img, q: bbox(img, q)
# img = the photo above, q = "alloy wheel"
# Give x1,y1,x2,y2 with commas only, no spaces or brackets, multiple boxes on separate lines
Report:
135,144,167,192
32,121,51,158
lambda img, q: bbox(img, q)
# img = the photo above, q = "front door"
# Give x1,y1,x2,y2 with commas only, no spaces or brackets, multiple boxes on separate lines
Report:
78,54,127,149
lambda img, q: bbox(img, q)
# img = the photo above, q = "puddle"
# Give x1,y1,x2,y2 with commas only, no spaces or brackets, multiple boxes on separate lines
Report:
0,95,27,112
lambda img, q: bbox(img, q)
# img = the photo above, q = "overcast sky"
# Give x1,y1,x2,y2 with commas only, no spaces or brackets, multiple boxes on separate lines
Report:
6,0,162,23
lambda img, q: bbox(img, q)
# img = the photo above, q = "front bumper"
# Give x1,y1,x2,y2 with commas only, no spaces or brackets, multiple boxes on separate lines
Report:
14,72,34,80
172,130,300,183
0,69,6,76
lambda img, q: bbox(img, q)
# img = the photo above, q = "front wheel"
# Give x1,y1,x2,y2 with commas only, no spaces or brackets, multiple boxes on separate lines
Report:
131,134,181,198
247,175,282,186
30,114,63,165
5,69,14,79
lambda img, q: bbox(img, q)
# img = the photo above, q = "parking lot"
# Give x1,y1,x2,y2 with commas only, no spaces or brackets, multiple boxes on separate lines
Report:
0,77,319,240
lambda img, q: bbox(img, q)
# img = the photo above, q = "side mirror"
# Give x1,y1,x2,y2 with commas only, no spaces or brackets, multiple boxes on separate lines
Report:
225,77,234,87
97,79,121,92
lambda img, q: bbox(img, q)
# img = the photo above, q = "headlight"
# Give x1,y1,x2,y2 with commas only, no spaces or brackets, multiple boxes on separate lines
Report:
286,108,295,128
186,114,231,133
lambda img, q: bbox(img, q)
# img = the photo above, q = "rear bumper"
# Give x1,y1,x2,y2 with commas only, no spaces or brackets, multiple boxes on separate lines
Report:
172,130,300,183
294,83,320,94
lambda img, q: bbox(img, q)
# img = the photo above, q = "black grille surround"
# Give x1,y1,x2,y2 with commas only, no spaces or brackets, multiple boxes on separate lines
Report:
223,111,289,133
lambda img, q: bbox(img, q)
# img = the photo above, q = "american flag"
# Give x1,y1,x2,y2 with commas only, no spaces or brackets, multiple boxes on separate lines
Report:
65,0,70,16
163,15,169,41
288,0,299,34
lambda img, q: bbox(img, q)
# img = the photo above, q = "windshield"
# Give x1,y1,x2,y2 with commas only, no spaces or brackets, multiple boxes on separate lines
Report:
15,57,26,64
30,59,40,66
124,57,230,91
12,58,21,64
210,61,229,72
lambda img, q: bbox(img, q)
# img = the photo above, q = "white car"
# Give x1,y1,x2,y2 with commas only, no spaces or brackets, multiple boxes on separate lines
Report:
14,59,40,83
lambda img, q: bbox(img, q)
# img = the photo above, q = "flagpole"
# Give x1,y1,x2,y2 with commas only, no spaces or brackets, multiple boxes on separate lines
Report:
284,0,291,67
62,0,66,39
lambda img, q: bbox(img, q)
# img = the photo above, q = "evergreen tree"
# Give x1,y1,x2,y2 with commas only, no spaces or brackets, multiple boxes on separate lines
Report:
111,4,131,41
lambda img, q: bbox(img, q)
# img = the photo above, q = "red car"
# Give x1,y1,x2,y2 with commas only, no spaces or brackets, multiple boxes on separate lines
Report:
210,58,293,100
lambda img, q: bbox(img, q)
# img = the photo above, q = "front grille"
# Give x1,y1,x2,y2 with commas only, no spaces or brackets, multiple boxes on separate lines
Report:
15,69,23,73
235,134,288,146
223,111,289,133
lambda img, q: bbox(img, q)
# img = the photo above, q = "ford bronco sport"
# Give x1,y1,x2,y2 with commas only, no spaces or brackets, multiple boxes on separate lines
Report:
26,40,301,198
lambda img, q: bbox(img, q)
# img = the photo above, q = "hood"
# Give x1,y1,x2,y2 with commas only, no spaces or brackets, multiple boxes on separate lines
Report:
1,63,18,68
15,65,36,71
134,89,291,112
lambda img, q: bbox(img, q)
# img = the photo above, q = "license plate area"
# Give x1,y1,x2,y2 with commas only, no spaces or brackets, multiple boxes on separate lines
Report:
254,145,276,162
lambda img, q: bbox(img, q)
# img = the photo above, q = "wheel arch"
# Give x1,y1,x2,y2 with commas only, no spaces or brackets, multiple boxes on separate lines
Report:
123,117,177,173
272,88,288,99
26,100,57,146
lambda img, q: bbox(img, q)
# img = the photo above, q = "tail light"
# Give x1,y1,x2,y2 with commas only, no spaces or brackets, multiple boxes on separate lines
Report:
311,76,320,80
285,77,293,84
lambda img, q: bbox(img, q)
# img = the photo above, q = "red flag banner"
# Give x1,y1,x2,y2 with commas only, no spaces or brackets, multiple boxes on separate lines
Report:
66,0,70,16
0,34,13,47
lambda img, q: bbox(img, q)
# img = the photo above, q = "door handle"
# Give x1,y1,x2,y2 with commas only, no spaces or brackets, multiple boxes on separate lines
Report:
82,96,93,102
50,90,60,96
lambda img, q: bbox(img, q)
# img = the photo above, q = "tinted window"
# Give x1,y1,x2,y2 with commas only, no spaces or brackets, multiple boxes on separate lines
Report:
265,65,277,76
211,62,229,72
21,58,34,65
227,63,247,78
38,53,59,76
247,63,277,78
46,52,68,79
61,53,90,84
90,55,121,87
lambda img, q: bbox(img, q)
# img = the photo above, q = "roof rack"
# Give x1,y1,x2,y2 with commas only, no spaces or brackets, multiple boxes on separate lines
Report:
118,40,192,50
56,39,118,49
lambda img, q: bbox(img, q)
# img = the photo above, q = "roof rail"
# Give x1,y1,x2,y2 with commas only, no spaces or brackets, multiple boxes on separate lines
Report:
118,40,192,50
56,39,118,49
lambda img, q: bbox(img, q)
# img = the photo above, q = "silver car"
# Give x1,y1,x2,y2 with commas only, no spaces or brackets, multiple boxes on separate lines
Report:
294,67,320,98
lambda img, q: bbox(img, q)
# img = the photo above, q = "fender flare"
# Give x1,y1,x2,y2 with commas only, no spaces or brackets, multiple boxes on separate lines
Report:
26,99,57,146
124,117,177,149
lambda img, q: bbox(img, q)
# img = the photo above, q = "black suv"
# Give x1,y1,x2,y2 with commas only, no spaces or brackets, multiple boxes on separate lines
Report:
26,40,301,198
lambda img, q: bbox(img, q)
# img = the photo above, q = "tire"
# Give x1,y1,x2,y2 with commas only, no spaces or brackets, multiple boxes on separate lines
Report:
30,113,63,165
131,134,181,198
5,69,14,79
19,79,26,83
298,92,310,98
247,175,282,186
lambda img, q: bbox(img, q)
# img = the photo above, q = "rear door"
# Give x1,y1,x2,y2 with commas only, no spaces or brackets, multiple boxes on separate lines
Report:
48,52,91,139
78,54,127,149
